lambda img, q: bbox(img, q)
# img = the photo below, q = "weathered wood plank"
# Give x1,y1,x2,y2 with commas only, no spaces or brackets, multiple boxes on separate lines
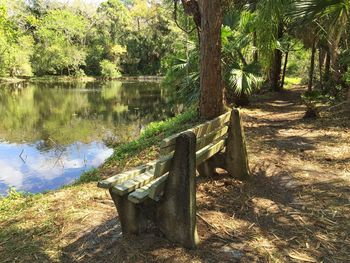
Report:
196,126,228,150
154,154,172,177
126,138,226,202
97,165,152,189
111,170,155,196
127,185,151,204
196,138,226,165
142,139,226,202
148,173,169,201
128,173,169,203
98,155,173,189
160,110,231,150
160,125,228,155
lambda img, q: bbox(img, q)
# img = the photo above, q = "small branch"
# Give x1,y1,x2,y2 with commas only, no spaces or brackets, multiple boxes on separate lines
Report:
196,213,238,242
323,101,346,112
173,1,197,34
19,149,26,163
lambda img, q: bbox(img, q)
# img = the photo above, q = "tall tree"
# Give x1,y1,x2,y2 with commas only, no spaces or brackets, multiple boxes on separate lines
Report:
198,0,224,119
180,0,224,119
256,0,290,92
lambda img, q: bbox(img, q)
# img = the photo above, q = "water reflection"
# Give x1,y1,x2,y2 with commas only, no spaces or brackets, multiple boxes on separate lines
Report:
0,141,113,194
0,81,174,195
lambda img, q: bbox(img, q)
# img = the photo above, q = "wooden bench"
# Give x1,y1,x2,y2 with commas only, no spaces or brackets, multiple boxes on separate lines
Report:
98,108,250,248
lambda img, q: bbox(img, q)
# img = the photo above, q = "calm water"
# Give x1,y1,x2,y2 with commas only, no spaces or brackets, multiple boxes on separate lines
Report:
0,81,174,196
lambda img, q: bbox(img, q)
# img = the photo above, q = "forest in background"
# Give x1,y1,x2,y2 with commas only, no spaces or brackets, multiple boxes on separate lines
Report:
0,0,182,77
165,0,349,112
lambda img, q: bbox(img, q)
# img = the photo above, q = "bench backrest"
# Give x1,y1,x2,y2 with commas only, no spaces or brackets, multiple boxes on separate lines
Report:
160,110,231,155
98,110,232,189
153,110,231,177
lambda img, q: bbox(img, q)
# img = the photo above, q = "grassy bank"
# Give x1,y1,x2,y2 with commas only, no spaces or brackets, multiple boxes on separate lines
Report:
0,109,198,262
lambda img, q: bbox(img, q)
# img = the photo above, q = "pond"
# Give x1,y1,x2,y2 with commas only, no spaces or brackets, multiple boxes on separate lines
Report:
0,80,175,196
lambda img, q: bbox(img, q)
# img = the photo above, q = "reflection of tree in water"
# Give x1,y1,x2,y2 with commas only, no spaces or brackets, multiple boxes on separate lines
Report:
86,81,174,126
0,81,176,148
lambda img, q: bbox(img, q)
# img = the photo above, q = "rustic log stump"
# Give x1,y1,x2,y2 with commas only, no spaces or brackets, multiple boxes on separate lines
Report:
197,158,216,177
157,132,199,248
109,190,146,235
225,108,251,180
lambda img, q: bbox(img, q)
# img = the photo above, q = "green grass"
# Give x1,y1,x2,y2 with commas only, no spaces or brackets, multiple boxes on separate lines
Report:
284,77,302,88
109,109,197,161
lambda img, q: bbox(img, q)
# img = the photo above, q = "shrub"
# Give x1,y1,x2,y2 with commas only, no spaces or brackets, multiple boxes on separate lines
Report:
100,60,121,78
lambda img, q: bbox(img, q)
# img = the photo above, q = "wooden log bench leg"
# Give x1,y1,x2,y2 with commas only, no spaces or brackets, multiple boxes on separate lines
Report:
197,151,227,177
157,132,199,249
225,108,251,180
197,158,216,177
109,189,147,235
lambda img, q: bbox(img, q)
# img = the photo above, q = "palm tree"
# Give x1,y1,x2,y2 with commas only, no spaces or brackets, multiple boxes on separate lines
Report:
293,0,350,105
255,0,293,91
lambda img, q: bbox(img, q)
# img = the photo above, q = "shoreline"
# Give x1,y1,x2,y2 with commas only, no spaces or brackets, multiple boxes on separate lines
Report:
0,75,164,84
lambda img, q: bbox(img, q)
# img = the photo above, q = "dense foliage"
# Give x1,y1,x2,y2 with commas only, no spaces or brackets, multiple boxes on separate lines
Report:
0,0,182,77
165,0,349,107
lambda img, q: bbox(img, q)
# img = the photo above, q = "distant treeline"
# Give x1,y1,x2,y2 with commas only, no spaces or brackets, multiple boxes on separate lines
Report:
0,0,181,77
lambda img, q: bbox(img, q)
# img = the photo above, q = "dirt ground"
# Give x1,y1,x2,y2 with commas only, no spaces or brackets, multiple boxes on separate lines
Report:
57,87,349,263
2,86,348,263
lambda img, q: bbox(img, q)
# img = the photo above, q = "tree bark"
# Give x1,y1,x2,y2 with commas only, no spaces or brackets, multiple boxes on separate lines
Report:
198,0,224,119
269,23,283,92
328,28,343,84
269,49,283,91
347,88,350,113
280,51,289,90
248,0,258,63
324,49,331,83
318,47,324,90
253,31,258,63
308,38,316,92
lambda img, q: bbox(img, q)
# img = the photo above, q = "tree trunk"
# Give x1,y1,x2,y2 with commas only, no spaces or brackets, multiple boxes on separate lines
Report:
280,51,289,89
269,49,283,91
249,0,258,63
253,31,258,63
328,28,343,84
308,39,316,92
318,47,324,90
198,0,224,119
324,49,331,82
269,23,283,92
347,88,350,112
